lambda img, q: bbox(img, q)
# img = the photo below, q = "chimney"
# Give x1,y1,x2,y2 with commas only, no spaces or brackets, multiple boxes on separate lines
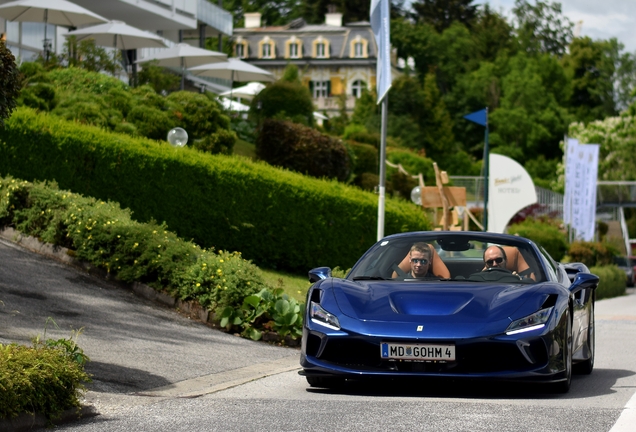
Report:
244,12,262,29
325,12,343,27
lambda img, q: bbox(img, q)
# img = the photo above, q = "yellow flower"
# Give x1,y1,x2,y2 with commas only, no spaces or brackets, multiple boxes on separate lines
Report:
196,283,201,287
133,243,138,248
219,259,224,263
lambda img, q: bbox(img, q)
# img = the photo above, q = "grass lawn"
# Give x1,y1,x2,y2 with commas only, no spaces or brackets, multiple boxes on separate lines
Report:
233,138,257,159
260,268,312,303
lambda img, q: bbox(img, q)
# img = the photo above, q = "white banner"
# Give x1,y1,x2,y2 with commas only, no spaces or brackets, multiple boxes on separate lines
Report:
488,154,537,233
370,0,392,103
566,142,600,241
563,138,580,225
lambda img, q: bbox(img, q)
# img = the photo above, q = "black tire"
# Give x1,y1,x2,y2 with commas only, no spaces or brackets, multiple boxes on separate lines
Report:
306,376,345,388
574,302,595,375
551,313,572,393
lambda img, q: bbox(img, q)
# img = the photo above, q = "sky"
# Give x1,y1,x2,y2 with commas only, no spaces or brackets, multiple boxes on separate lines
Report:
404,0,636,53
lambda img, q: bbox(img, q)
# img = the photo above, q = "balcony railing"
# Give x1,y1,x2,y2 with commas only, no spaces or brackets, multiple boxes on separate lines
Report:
314,96,357,110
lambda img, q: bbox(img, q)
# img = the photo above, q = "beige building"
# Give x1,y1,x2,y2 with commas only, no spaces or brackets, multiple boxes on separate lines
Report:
232,12,382,118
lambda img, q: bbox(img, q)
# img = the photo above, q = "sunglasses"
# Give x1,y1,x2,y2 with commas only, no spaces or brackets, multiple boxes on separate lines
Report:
410,258,429,265
486,257,505,267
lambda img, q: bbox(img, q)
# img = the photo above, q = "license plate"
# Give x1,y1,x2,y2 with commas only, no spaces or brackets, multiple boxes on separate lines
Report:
381,342,455,361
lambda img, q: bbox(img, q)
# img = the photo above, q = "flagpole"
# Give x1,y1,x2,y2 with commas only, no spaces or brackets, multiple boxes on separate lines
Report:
377,94,388,241
483,108,489,232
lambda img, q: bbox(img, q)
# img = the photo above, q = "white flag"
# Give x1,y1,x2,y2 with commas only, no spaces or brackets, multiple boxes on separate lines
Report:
580,144,600,241
563,138,579,225
370,0,392,103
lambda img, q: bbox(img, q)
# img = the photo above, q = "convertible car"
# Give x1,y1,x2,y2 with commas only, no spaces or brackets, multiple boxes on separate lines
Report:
299,231,599,393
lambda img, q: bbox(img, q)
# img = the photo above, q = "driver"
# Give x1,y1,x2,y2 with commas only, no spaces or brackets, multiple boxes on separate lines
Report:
408,242,435,278
483,245,508,271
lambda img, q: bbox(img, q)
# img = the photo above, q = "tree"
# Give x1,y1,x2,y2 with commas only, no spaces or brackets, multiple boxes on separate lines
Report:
220,0,303,27
411,0,478,32
471,4,516,63
512,0,573,57
0,41,21,127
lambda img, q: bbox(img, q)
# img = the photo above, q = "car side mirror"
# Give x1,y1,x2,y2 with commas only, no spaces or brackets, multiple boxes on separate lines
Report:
308,267,332,283
569,272,599,295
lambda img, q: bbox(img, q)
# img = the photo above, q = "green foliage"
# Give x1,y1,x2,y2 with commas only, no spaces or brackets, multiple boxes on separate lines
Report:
0,41,21,127
0,175,301,339
17,83,57,111
222,288,303,341
348,141,378,176
192,129,237,155
567,241,617,267
0,338,90,420
589,265,626,300
251,80,314,127
256,118,353,182
412,0,478,32
507,218,568,261
343,124,380,147
57,37,121,75
512,0,574,56
137,60,180,94
0,108,430,273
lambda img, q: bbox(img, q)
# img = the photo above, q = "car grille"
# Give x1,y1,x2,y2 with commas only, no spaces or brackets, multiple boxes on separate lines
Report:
314,337,548,374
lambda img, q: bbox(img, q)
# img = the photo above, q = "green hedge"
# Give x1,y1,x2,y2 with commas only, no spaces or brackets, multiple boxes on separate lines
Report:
0,108,430,272
589,265,626,300
507,219,568,261
1,176,302,340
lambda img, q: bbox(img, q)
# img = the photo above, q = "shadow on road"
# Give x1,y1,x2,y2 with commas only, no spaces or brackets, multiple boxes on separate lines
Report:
305,367,635,399
86,361,172,393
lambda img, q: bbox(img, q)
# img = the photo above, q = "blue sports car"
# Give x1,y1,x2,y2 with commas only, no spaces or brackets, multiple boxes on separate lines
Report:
299,231,599,393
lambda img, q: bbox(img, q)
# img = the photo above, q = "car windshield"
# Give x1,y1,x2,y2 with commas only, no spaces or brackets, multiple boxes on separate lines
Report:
348,233,544,283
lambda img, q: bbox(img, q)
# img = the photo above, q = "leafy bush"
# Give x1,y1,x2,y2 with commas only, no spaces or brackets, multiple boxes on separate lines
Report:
0,40,21,127
567,241,616,267
166,91,232,141
386,148,436,185
589,265,626,300
192,129,237,155
348,141,378,175
137,60,180,94
507,218,568,261
0,108,430,272
343,124,380,147
256,119,352,182
17,83,57,111
0,340,90,420
250,80,314,127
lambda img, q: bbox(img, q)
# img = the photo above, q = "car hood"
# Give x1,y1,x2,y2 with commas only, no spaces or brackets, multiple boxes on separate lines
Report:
333,279,542,324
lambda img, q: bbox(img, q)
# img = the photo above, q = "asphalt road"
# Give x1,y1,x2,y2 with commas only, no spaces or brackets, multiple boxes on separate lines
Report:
1,237,636,432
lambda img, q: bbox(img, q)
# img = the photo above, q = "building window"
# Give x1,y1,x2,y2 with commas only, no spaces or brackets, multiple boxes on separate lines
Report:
352,80,367,98
289,42,299,58
312,80,330,98
236,43,245,58
350,36,368,58
316,42,325,58
262,43,272,58
259,37,275,59
354,42,364,58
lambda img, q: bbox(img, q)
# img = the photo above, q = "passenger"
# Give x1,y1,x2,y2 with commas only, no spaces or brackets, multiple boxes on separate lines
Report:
408,242,435,278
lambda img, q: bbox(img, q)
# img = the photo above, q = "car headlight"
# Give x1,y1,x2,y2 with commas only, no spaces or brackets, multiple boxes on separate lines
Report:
310,301,340,330
506,307,553,335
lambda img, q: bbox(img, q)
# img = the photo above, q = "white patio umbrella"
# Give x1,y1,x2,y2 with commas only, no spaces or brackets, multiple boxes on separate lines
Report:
189,58,275,100
136,43,227,90
64,20,167,50
219,81,265,101
217,97,250,112
0,0,108,58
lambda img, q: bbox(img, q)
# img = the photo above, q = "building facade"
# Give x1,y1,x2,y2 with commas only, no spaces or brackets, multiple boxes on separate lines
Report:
0,0,232,90
233,12,382,117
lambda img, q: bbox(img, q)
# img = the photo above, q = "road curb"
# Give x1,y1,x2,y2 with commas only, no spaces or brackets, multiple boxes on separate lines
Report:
0,405,98,432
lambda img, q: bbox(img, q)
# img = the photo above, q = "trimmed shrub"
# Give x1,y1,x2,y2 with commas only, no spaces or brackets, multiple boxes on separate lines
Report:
256,119,353,182
386,148,436,185
507,218,568,261
343,124,380,147
192,129,237,155
0,108,430,272
348,141,378,175
568,241,616,267
250,80,314,127
165,90,231,141
589,265,626,300
17,82,57,111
